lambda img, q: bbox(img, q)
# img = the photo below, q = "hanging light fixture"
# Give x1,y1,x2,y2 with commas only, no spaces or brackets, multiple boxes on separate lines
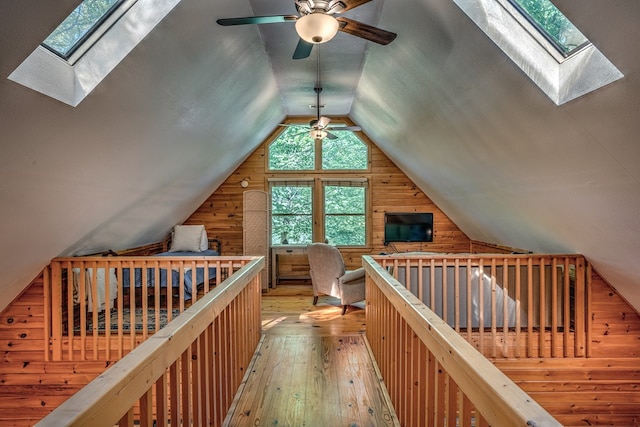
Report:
310,129,328,140
295,13,339,44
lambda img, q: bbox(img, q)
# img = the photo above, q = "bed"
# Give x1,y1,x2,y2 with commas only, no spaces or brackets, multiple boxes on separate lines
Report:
120,249,219,301
393,257,565,329
120,225,220,301
73,225,221,311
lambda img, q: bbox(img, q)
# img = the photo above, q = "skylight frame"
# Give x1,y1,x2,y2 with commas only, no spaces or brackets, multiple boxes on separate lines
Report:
451,0,622,105
41,0,131,64
507,0,590,59
9,0,179,106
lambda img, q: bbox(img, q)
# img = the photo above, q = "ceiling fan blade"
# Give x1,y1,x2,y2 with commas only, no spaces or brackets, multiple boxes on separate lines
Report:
339,0,372,12
317,116,331,128
326,126,362,132
336,17,397,45
325,132,338,140
216,15,297,26
293,38,314,59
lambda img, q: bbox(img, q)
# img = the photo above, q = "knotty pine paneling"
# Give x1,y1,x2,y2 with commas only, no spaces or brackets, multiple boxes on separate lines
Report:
0,274,107,425
470,240,532,254
590,271,640,357
184,128,472,271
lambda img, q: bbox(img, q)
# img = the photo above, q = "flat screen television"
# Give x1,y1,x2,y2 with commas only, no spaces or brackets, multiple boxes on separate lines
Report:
384,212,433,244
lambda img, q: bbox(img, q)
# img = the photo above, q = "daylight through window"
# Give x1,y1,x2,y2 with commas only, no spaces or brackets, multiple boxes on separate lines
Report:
268,123,369,246
508,0,589,57
42,0,125,60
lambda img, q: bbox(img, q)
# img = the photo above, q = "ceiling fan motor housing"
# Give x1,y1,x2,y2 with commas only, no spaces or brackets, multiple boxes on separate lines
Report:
295,0,346,16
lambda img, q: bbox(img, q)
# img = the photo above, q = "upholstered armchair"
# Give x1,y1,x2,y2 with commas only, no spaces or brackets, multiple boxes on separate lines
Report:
306,243,366,315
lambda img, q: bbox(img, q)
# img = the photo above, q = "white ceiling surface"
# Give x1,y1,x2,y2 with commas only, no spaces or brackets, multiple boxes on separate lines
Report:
1,0,640,312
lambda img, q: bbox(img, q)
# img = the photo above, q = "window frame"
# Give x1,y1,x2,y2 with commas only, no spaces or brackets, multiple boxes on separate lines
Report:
266,119,371,247
506,0,590,59
268,179,315,246
450,0,622,105
41,0,128,62
321,178,369,247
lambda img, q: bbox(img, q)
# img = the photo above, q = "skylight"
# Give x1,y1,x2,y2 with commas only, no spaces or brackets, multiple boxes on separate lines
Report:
42,0,125,61
508,0,589,58
9,0,182,106
452,0,622,104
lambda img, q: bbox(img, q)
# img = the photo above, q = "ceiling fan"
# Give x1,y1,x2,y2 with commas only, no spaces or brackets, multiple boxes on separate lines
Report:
280,85,362,140
217,0,397,59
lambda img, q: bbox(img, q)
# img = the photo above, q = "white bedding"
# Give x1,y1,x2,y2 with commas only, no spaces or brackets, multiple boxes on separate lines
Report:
72,268,118,313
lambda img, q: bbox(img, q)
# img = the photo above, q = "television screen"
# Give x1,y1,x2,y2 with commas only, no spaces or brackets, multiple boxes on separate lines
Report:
384,212,433,244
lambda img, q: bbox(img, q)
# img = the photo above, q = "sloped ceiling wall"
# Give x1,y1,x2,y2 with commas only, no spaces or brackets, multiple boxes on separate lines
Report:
352,0,640,308
1,0,640,314
0,0,284,312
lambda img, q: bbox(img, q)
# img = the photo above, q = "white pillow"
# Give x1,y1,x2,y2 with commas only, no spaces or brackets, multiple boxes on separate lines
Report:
170,225,207,252
199,227,209,251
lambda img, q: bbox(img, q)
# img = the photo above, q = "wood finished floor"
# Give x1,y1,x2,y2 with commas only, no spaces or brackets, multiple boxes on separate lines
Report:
224,284,398,427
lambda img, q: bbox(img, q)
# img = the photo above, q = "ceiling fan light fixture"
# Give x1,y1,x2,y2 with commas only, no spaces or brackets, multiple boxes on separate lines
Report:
295,13,339,44
310,129,328,140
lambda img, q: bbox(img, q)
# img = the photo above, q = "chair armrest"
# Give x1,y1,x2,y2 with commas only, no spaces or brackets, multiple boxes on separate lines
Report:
340,267,365,284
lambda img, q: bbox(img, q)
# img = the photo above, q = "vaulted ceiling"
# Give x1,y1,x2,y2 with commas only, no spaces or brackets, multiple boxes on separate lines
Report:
1,0,639,313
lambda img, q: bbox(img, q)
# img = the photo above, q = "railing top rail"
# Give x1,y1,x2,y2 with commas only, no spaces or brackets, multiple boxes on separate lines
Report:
51,255,258,262
363,256,562,427
36,257,264,427
371,252,584,260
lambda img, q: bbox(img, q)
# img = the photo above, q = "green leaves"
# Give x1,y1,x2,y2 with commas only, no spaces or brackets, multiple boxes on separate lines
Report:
268,125,369,245
510,0,588,56
43,0,123,58
268,127,315,170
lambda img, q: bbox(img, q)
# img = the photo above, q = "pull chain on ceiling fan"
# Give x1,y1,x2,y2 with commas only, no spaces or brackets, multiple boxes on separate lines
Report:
217,0,396,59
280,46,362,141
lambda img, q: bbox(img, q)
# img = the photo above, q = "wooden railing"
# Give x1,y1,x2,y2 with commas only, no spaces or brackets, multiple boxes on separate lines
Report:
46,256,250,361
36,257,264,427
364,256,562,427
372,253,590,358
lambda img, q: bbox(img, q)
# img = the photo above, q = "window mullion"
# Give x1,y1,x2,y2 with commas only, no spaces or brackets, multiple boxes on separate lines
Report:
314,178,323,243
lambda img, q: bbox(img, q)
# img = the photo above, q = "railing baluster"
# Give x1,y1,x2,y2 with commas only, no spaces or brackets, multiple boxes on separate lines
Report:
478,259,484,354
563,257,570,357
490,258,497,358
527,257,534,358
502,257,509,358
539,256,547,358
364,256,562,427
466,259,472,344
551,257,559,357
454,258,460,333
515,257,521,358
66,260,74,361
575,257,586,356
369,253,590,362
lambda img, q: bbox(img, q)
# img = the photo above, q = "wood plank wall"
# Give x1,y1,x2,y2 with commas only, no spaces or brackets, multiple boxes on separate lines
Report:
0,275,105,424
184,123,472,272
470,240,532,255
590,271,640,357
1,124,640,423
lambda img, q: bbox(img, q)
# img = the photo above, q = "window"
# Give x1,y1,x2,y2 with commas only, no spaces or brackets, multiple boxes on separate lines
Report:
322,133,368,170
508,0,589,58
270,180,313,246
9,0,178,107
268,127,315,171
451,0,622,104
268,122,369,246
323,180,367,246
42,0,126,61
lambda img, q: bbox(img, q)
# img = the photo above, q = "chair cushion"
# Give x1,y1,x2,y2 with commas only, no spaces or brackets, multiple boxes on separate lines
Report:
341,268,365,284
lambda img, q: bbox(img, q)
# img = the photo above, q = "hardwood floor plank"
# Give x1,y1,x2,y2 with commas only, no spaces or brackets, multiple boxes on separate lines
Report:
224,286,398,426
